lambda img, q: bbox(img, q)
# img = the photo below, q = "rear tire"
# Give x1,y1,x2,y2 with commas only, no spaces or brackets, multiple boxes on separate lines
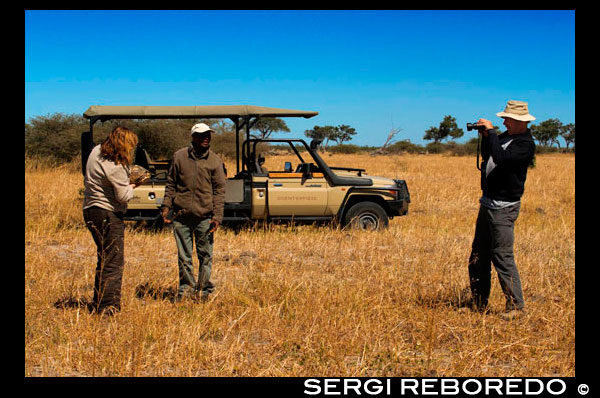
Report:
344,202,389,230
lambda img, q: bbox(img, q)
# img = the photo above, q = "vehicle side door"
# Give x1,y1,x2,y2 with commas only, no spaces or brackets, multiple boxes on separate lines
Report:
267,169,328,216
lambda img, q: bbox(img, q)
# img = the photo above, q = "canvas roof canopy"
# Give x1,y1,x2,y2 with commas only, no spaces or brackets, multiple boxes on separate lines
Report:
83,105,318,120
81,105,319,175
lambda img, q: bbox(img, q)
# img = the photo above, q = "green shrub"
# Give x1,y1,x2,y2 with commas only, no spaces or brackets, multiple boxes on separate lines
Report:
425,142,445,154
327,144,363,154
462,137,479,155
388,140,422,154
25,113,242,164
25,113,88,162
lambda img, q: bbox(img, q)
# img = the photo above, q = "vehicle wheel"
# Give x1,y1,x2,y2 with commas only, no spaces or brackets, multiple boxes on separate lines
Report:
344,202,389,230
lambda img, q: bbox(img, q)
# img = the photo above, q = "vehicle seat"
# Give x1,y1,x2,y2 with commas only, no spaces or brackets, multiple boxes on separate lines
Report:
134,146,151,170
295,163,319,173
243,154,256,173
256,154,268,174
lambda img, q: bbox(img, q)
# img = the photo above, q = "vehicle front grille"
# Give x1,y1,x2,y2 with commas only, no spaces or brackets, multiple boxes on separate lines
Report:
394,179,411,203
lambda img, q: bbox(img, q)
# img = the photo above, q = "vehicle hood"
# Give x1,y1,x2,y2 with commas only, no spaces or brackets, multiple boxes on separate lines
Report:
366,175,398,187
332,170,397,187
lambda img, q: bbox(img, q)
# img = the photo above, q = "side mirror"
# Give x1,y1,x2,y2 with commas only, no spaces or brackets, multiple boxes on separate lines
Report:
284,162,292,172
310,139,322,151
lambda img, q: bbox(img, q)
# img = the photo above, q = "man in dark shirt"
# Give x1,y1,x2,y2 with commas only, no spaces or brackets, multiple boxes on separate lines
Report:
468,100,536,320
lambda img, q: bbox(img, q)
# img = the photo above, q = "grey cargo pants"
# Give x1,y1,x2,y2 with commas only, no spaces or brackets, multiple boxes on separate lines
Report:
173,215,215,299
468,203,525,311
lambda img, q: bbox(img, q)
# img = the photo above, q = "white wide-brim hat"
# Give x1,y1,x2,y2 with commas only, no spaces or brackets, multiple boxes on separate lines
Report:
496,100,536,122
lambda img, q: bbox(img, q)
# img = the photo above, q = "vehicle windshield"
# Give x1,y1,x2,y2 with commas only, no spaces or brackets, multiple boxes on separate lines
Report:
242,139,323,176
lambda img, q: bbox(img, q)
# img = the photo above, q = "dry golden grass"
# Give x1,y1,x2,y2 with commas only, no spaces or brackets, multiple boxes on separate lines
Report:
25,153,574,377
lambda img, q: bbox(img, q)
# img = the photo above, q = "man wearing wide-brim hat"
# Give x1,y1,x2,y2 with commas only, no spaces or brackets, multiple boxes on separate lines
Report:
467,100,536,320
161,122,227,302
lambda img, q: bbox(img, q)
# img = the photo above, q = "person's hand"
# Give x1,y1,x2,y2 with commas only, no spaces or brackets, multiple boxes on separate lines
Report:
161,207,172,224
129,183,139,189
208,219,220,233
478,118,494,136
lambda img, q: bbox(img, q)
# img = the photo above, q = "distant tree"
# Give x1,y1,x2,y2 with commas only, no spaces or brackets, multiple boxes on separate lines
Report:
371,126,403,155
381,127,403,149
560,123,575,150
331,124,357,145
203,118,234,135
549,122,565,149
251,117,290,139
304,125,337,150
423,115,464,144
531,118,562,147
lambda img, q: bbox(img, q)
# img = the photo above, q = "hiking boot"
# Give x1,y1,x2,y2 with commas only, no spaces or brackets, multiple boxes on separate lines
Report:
191,290,210,303
500,309,524,321
174,288,195,303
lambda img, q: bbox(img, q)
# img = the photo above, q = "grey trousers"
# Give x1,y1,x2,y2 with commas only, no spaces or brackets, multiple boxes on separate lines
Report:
468,203,524,311
173,216,215,298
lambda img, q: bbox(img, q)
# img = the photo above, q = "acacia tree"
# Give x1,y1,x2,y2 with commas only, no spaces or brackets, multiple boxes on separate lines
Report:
304,125,338,150
560,123,575,149
531,118,562,147
423,115,464,144
250,117,290,139
331,124,357,145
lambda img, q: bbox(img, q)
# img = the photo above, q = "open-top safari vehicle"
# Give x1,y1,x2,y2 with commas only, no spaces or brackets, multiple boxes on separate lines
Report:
81,105,410,230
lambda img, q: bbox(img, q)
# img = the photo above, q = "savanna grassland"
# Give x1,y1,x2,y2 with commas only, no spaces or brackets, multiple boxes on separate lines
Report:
25,153,574,377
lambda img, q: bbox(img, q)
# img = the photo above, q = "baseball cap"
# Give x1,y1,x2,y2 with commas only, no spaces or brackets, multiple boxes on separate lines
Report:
191,123,215,135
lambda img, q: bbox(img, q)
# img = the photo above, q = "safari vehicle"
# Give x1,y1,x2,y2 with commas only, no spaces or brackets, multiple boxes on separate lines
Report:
82,105,410,230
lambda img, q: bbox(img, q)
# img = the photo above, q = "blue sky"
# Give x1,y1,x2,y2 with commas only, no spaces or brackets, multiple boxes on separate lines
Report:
25,10,575,146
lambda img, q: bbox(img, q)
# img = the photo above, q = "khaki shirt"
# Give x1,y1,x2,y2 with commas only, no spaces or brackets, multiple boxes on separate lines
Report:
162,145,226,223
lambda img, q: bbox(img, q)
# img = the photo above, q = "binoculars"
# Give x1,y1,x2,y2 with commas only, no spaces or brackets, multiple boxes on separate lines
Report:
466,122,486,132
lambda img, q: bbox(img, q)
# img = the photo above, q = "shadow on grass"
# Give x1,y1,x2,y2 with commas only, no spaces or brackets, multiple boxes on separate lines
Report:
53,295,94,312
414,287,474,310
135,282,178,302
53,283,179,311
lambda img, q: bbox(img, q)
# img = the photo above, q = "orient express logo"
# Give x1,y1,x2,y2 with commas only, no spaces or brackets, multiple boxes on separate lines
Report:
276,195,318,201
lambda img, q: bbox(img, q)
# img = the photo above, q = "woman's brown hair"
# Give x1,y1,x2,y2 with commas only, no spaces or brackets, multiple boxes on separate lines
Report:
100,126,138,166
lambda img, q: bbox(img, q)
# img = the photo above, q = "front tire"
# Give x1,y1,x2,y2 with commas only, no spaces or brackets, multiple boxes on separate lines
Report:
344,202,389,231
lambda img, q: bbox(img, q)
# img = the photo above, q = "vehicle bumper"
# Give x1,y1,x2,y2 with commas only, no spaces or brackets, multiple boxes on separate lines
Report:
389,179,411,216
